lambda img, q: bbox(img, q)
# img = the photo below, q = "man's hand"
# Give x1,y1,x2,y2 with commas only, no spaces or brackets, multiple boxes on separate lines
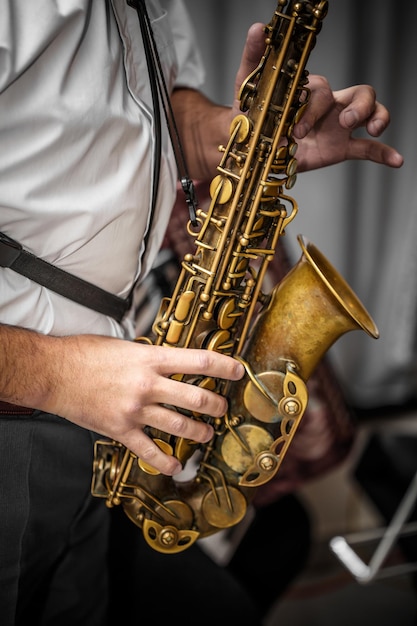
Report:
293,76,404,171
0,325,244,477
232,23,403,172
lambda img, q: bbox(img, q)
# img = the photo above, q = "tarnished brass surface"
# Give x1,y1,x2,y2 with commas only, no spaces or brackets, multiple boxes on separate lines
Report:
91,0,378,554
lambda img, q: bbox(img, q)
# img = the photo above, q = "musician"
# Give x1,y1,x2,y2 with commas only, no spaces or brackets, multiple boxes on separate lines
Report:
0,1,403,624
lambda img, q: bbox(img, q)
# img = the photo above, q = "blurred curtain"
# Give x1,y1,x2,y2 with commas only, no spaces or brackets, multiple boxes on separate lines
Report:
183,0,417,408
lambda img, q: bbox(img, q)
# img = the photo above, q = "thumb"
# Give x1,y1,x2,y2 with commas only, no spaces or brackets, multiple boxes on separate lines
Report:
234,23,266,104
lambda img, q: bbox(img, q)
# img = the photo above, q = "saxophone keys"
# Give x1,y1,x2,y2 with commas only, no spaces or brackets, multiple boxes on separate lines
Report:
206,329,233,353
281,362,308,416
209,174,233,204
220,423,274,475
313,1,329,20
229,113,251,143
285,173,297,189
165,320,183,344
201,485,247,529
138,439,174,475
175,436,200,462
164,290,196,344
240,450,280,488
286,157,298,177
240,411,307,488
243,370,283,423
217,297,240,330
275,145,288,162
142,500,199,554
288,141,298,157
175,290,195,322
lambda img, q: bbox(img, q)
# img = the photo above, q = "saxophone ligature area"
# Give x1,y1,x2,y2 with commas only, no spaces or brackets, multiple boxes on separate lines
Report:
91,0,379,554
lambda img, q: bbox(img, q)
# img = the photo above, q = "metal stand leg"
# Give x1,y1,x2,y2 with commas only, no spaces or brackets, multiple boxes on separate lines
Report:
329,470,417,584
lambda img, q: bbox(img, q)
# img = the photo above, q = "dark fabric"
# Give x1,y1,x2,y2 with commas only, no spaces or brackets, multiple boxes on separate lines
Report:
0,415,35,626
227,493,311,615
108,493,310,623
354,432,417,586
0,412,111,626
108,505,263,625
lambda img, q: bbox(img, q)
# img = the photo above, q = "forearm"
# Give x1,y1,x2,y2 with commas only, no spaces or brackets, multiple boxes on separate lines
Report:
171,88,232,181
0,323,64,410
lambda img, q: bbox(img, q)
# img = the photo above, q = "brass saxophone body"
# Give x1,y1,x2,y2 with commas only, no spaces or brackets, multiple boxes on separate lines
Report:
92,0,378,554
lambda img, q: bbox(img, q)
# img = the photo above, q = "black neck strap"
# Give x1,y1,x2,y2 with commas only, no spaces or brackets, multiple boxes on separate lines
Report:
0,231,132,322
128,0,198,226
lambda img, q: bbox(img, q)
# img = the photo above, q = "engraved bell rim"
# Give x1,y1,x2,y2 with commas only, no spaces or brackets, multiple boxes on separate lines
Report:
297,234,379,340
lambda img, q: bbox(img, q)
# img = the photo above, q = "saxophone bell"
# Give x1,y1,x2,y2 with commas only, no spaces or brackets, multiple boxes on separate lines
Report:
246,233,378,383
218,233,378,491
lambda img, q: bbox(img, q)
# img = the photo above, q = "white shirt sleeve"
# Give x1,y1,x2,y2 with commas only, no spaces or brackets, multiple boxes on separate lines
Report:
161,0,206,89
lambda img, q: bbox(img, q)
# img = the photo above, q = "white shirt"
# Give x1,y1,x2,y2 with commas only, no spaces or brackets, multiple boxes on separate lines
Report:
0,0,204,339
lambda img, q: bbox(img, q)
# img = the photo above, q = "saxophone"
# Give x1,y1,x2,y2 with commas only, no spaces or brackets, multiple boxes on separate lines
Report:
92,0,379,554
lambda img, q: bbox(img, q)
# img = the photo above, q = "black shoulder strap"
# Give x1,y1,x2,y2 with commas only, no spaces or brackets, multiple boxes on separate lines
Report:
128,0,199,226
0,231,131,322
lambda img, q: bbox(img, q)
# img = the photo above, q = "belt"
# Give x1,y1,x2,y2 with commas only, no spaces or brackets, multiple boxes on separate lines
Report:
0,400,35,415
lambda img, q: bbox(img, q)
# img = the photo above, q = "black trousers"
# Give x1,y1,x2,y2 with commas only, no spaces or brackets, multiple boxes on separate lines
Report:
109,493,311,625
0,411,311,625
0,412,110,626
